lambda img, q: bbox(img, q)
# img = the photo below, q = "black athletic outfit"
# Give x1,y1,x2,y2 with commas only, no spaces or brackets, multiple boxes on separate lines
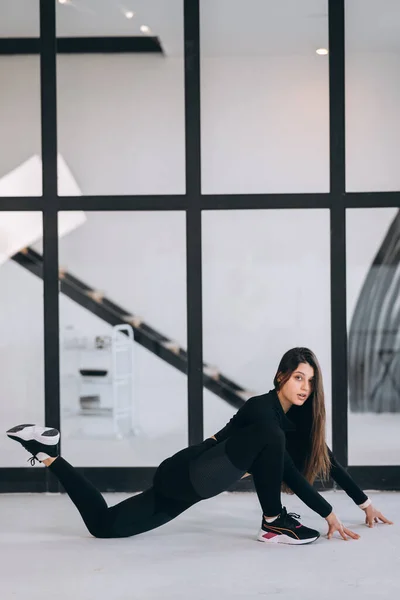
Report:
49,389,368,538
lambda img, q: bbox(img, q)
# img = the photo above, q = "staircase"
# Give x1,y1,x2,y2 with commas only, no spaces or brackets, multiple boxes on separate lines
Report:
12,247,250,410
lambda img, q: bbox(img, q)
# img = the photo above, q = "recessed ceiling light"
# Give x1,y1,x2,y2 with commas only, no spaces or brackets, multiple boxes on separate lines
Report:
125,11,135,19
316,48,329,55
140,25,151,34
58,0,70,4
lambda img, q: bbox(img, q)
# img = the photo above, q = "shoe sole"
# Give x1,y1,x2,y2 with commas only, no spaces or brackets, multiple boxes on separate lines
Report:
6,424,60,446
257,530,320,545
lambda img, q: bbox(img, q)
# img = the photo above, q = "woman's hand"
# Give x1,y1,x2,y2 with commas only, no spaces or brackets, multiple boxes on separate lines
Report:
325,512,360,541
363,504,393,528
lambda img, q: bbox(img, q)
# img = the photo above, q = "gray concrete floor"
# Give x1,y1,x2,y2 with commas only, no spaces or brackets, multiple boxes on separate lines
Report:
0,490,398,599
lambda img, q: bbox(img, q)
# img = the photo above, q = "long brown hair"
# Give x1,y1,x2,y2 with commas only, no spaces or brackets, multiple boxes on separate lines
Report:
273,347,331,494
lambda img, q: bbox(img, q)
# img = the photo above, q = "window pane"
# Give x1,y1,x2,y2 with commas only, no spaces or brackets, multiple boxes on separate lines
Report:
346,0,400,192
0,57,42,196
347,208,400,465
58,211,187,466
200,0,329,194
56,0,181,39
56,1,185,196
0,1,39,37
202,210,332,447
0,213,44,466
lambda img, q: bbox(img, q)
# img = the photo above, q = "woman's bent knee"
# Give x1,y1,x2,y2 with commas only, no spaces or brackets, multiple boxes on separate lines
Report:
86,517,116,539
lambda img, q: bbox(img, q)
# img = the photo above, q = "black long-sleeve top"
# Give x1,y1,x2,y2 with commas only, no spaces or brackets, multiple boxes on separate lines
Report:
214,390,368,518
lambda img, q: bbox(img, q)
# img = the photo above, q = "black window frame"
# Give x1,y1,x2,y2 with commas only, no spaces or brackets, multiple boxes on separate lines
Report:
0,0,399,493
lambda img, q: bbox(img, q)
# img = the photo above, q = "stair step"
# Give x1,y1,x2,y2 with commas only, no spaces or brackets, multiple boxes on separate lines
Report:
123,314,143,328
203,365,220,380
161,341,180,354
86,290,105,302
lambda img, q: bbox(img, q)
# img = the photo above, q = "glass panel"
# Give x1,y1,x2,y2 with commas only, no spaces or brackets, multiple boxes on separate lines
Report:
58,211,187,466
203,209,332,447
56,0,182,39
0,212,44,466
0,57,42,196
347,208,400,465
200,0,330,194
346,0,400,192
56,1,185,196
0,1,39,37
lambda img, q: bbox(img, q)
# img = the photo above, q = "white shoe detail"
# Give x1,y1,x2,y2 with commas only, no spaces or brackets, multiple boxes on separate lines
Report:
36,452,51,462
7,425,59,446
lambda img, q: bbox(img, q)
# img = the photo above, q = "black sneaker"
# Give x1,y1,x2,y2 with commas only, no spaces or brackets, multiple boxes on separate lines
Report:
6,424,60,465
257,507,320,545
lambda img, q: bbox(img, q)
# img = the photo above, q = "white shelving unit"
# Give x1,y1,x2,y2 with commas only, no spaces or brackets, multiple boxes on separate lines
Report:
61,324,139,439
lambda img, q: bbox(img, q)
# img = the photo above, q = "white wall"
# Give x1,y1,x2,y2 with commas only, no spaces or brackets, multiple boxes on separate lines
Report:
0,261,44,433
201,56,330,193
0,50,399,466
202,209,332,421
346,53,400,191
0,57,41,191
2,51,400,194
57,55,185,196
201,52,400,193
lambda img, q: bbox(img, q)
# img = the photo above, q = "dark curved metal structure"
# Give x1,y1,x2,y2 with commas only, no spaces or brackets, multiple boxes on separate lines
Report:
348,209,400,413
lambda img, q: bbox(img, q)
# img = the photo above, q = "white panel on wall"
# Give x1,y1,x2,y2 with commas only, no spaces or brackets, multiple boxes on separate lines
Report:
57,54,185,196
0,0,39,37
0,252,44,467
202,209,332,447
58,211,188,466
0,154,85,264
346,0,400,192
56,0,184,55
200,0,330,194
0,57,41,194
2,16,400,198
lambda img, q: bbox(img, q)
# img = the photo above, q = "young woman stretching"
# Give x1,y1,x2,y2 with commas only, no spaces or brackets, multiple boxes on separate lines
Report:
6,347,393,545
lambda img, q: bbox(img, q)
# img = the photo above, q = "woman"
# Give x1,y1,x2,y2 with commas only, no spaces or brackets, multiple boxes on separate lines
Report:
6,347,392,545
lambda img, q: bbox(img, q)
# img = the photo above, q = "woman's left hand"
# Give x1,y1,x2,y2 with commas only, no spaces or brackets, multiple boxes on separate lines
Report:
363,504,393,528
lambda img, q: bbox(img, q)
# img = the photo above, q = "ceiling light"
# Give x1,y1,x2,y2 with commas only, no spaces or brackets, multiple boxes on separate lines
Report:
125,11,135,19
316,48,329,55
140,25,151,34
58,0,69,4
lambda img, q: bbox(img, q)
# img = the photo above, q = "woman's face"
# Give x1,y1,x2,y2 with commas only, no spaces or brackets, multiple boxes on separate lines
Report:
279,362,315,408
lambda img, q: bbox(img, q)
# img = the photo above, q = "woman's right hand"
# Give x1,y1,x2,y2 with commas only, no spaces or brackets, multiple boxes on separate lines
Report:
325,512,360,541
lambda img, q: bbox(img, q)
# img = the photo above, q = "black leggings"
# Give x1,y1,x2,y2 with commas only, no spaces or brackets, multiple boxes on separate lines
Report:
49,422,285,538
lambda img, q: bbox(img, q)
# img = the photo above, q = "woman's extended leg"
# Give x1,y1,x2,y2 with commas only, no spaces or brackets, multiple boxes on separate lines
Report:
6,422,286,538
47,457,183,538
6,424,193,539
